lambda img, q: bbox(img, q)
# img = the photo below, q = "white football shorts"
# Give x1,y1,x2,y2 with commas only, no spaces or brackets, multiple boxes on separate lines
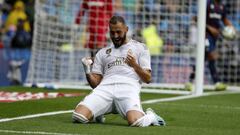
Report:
78,82,144,119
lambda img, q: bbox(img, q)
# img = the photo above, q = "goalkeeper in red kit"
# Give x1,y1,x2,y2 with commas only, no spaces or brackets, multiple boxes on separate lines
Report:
75,0,113,57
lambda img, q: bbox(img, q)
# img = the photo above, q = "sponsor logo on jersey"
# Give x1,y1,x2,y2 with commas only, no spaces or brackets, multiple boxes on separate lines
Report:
209,13,222,19
107,57,126,69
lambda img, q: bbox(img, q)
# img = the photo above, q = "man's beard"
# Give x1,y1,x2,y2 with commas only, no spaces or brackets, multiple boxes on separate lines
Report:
112,33,127,48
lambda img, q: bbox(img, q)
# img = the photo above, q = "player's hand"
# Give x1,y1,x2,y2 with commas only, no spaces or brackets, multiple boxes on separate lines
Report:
125,49,137,67
81,57,93,74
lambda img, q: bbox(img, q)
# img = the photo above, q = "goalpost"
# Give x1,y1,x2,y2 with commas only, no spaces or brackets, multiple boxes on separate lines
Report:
195,0,206,95
25,0,240,94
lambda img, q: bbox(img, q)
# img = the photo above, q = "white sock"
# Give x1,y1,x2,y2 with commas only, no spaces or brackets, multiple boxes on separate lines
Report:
72,111,89,123
130,113,155,127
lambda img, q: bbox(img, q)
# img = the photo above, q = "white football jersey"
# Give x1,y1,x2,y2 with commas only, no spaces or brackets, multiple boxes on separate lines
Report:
92,39,151,85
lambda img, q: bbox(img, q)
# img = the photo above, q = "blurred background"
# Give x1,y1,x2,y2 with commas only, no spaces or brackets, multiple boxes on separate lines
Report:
0,0,239,89
0,0,34,86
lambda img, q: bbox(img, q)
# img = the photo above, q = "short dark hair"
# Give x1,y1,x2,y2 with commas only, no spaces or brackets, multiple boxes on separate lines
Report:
109,16,126,25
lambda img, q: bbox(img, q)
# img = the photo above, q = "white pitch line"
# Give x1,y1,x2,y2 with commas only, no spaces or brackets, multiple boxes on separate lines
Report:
142,94,200,104
157,102,240,110
0,90,239,123
0,110,72,123
0,129,81,135
142,89,240,104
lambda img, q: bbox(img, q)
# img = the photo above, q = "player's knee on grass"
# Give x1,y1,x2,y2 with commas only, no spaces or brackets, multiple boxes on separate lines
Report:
128,109,162,127
130,116,146,127
73,104,93,120
130,114,158,127
126,110,145,126
72,111,89,123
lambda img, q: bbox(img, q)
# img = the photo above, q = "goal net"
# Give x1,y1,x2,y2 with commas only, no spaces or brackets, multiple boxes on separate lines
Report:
25,0,240,93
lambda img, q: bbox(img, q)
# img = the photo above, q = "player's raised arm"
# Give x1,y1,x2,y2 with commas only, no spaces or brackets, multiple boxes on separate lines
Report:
81,57,102,88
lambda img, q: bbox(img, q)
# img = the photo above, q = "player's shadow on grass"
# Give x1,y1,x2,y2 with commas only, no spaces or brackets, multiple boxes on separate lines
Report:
98,122,127,127
64,114,128,127
71,121,127,127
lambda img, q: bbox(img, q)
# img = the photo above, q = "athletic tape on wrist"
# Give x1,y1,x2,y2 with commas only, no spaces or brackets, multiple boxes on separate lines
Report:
81,57,93,74
83,64,92,74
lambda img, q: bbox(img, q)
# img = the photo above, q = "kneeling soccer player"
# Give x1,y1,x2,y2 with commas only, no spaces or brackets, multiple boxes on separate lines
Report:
72,15,165,127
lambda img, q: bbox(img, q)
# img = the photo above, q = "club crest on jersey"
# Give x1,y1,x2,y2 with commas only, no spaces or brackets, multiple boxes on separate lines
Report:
106,48,111,57
106,48,111,54
210,4,214,9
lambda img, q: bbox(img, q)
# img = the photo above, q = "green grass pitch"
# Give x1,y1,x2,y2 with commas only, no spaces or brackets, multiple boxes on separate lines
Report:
0,86,240,135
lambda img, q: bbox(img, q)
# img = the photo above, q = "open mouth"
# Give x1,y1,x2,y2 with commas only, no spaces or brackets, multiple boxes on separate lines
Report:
114,38,121,42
